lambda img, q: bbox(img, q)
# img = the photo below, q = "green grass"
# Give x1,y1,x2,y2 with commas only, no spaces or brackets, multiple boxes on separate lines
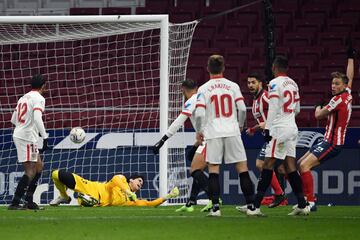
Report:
1,205,359,240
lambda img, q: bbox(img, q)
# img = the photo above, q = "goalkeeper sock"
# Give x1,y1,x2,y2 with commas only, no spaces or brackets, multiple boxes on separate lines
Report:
51,170,69,198
191,169,209,196
12,174,30,205
25,172,41,203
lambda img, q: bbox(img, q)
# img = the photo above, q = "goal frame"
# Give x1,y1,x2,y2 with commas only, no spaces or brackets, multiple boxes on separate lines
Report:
0,15,170,198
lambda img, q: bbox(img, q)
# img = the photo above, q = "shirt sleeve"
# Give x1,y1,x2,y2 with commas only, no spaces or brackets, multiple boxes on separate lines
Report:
325,96,342,112
265,80,280,130
11,109,17,126
195,89,206,132
34,110,48,139
165,114,188,138
106,174,129,192
234,85,246,128
33,97,45,113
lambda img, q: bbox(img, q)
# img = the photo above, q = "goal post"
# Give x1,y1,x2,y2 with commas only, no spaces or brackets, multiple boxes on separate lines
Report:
0,15,198,205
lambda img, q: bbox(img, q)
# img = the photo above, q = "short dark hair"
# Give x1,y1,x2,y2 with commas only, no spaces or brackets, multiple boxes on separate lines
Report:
272,56,288,73
181,78,197,90
208,55,225,74
247,72,263,82
128,174,145,183
30,74,45,89
331,72,348,84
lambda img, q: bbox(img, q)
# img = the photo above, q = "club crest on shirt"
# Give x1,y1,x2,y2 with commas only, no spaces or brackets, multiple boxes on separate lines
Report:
269,83,277,92
184,102,191,110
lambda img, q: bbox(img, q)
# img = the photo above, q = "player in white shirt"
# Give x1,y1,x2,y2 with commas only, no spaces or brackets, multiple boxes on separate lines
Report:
248,56,309,216
8,74,49,210
152,79,211,212
195,55,255,217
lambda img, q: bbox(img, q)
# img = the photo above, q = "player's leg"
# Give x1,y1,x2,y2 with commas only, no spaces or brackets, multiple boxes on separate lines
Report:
24,151,44,210
205,138,223,217
50,169,74,206
9,139,38,210
256,143,285,208
284,156,309,215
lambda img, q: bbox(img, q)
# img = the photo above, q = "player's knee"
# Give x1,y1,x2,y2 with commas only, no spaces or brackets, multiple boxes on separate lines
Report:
299,160,309,172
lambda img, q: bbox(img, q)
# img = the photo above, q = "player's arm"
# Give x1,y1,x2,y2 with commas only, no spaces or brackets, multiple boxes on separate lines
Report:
315,96,342,120
236,98,246,130
294,91,301,116
152,113,188,154
195,92,206,133
11,109,17,126
314,106,330,120
264,84,280,142
346,41,356,89
107,175,137,200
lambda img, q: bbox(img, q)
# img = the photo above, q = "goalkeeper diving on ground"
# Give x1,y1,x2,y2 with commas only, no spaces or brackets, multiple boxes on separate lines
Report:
50,169,179,207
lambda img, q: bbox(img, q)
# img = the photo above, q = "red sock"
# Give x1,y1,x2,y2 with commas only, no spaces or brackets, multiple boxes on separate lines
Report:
271,171,283,195
301,171,315,202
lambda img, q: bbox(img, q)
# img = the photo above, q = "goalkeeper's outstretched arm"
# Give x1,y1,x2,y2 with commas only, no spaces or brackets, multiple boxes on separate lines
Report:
122,187,180,207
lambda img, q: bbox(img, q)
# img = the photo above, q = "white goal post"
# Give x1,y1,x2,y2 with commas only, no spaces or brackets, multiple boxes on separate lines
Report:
0,15,198,205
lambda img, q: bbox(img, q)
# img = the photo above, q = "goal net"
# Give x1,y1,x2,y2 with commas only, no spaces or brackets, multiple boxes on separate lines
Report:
0,16,198,205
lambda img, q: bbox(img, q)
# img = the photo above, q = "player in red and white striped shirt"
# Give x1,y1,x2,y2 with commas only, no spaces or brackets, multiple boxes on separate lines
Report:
9,74,49,210
298,48,354,210
246,73,286,208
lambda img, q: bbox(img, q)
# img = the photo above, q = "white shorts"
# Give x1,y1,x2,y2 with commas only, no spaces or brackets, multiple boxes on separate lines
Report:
13,137,39,163
205,136,247,164
265,127,297,159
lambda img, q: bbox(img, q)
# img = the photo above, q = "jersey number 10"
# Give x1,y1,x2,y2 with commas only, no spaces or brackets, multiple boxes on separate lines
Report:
211,94,232,118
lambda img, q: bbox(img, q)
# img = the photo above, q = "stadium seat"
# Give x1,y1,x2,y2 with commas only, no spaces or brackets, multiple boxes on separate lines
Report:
213,35,241,50
70,8,100,15
317,32,346,47
301,3,334,19
284,32,313,46
102,7,132,15
326,18,357,33
318,60,346,73
76,0,107,8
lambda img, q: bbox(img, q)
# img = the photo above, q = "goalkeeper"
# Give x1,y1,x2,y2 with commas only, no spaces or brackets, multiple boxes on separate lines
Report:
49,169,179,207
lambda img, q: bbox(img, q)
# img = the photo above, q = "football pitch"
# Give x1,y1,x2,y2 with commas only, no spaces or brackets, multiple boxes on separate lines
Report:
1,205,359,240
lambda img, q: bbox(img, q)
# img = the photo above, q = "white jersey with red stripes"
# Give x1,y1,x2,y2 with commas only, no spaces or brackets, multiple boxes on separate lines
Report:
324,88,352,145
252,89,269,124
181,93,198,130
13,90,45,143
196,77,244,139
267,75,300,130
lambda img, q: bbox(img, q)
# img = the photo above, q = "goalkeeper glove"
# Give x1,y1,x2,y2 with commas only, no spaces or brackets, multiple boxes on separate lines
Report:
126,190,137,201
263,129,272,143
78,193,99,207
152,135,169,155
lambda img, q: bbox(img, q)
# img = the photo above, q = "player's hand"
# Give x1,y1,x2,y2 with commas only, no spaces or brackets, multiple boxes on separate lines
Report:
152,139,165,154
263,129,272,143
126,190,137,201
246,127,256,136
314,101,325,110
346,38,356,59
196,132,204,143
152,135,169,155
39,138,49,153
